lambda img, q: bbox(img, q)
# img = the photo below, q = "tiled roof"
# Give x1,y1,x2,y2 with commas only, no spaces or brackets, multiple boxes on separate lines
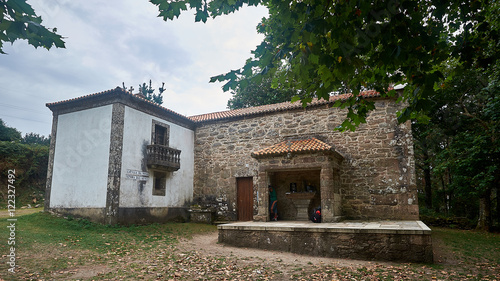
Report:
46,88,383,125
251,138,335,158
189,90,380,123
46,87,192,123
47,88,110,107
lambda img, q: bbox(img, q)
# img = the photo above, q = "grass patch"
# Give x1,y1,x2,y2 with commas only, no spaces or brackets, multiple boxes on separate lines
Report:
432,227,500,265
0,211,216,280
2,212,214,254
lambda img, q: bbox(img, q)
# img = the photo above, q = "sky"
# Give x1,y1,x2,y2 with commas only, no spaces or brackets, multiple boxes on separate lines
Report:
0,0,268,137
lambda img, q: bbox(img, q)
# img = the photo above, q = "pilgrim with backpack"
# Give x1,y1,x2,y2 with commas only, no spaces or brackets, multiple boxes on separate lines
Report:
310,206,321,223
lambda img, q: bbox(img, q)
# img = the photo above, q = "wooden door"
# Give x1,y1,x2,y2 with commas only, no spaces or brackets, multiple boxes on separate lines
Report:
237,177,253,221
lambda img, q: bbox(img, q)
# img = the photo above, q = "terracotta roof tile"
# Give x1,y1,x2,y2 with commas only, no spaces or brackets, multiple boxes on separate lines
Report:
251,138,334,158
46,87,192,122
47,88,383,125
46,88,121,107
189,90,380,122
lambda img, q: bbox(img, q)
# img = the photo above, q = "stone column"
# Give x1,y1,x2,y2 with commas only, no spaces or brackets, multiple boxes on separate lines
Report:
332,164,342,220
254,168,269,221
320,165,335,222
44,114,58,211
105,103,124,225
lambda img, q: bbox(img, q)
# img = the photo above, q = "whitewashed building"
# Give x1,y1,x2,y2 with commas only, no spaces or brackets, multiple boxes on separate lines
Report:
45,88,195,224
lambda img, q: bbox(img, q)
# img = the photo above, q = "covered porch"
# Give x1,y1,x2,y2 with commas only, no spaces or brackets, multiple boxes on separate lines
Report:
251,137,343,222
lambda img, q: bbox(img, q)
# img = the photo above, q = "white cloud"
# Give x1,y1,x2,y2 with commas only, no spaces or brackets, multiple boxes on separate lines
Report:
0,0,267,135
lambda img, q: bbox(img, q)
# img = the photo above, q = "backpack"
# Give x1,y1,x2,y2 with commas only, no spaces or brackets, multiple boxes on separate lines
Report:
311,207,321,223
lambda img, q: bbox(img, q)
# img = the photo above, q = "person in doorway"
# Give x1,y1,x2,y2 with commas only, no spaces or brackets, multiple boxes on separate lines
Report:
269,185,278,221
311,206,321,223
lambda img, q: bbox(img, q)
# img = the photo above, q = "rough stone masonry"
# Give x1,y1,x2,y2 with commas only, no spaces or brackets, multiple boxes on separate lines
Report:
192,96,418,222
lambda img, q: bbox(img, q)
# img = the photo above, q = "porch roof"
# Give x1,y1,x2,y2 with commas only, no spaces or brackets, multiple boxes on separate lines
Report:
251,138,341,158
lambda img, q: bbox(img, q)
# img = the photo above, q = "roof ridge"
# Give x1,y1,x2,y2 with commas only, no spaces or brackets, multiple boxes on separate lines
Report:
46,88,385,124
189,90,382,123
45,87,126,107
46,87,191,122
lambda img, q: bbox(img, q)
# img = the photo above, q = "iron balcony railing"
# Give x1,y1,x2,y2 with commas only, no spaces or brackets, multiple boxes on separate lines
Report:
146,144,181,171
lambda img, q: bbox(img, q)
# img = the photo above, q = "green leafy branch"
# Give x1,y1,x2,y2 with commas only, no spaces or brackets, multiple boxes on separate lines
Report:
0,0,65,54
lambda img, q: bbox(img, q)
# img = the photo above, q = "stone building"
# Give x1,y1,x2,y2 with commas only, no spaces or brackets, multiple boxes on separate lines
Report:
45,87,418,224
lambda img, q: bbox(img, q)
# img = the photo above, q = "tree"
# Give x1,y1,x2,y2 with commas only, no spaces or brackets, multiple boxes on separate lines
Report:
0,122,49,207
412,122,438,211
0,118,21,141
139,80,166,105
0,0,65,54
122,80,166,105
413,59,500,231
21,132,50,146
153,0,499,230
227,76,297,109
150,0,496,131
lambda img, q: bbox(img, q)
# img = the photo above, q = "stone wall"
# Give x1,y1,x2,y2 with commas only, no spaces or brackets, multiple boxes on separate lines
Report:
253,151,343,222
193,98,418,221
218,222,433,263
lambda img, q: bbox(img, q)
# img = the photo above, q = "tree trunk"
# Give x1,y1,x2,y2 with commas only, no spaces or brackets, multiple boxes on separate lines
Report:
441,176,448,215
496,181,500,227
476,188,492,232
423,166,432,210
421,139,432,210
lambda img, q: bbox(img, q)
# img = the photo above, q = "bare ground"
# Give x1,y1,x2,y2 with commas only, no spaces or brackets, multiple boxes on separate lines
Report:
177,231,379,271
0,207,41,218
54,232,384,280
3,211,498,280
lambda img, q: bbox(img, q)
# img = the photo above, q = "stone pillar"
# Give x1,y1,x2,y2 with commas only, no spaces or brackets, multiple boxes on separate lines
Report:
332,165,342,220
320,165,335,222
105,103,125,225
254,169,269,221
44,114,58,211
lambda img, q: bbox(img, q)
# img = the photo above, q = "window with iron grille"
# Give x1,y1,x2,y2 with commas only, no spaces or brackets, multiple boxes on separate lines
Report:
153,171,167,196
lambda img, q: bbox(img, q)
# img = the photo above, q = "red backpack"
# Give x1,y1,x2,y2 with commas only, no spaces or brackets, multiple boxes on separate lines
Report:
311,207,321,223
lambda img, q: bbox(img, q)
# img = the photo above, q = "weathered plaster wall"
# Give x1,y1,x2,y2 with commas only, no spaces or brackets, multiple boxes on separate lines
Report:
50,105,112,208
120,106,194,208
193,98,417,221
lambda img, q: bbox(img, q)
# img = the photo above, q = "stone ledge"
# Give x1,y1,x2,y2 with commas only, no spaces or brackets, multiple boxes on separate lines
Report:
218,220,433,263
218,220,432,235
189,209,215,224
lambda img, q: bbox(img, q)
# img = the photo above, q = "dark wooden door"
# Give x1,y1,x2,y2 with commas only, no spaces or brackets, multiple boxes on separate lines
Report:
237,177,253,221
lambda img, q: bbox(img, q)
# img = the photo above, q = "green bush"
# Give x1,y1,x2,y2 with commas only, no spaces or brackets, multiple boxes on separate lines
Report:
420,208,476,229
0,141,48,208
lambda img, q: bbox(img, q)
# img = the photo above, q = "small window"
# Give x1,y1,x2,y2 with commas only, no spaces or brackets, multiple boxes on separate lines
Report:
153,171,166,196
152,120,169,146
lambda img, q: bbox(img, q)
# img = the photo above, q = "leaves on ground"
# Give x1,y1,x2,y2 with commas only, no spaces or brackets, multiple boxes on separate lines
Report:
0,213,498,280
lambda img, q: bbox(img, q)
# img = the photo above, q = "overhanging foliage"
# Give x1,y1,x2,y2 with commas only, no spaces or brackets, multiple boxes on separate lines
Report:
150,0,498,131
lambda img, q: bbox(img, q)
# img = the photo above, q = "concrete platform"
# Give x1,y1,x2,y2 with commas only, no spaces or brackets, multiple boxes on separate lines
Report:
218,221,433,263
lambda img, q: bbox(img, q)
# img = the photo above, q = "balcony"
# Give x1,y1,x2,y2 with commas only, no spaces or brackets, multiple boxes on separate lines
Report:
146,144,181,171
